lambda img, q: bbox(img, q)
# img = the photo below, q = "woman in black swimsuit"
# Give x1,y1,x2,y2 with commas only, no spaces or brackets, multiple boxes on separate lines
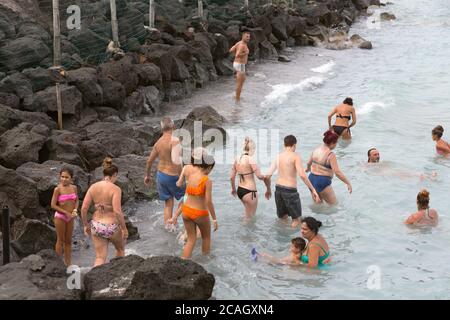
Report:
328,97,357,140
230,137,271,219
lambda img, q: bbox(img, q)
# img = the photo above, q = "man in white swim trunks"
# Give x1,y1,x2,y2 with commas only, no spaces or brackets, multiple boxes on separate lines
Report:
229,31,250,103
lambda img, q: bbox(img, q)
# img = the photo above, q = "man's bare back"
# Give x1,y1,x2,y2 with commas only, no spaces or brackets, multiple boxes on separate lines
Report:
153,134,182,176
276,152,301,188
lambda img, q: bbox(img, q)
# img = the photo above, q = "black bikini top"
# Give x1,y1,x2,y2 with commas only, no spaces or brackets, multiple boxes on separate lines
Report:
337,114,351,120
238,153,254,182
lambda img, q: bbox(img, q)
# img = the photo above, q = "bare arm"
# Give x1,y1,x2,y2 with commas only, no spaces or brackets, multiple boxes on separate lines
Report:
145,145,159,182
328,107,337,128
265,157,278,177
229,42,238,54
349,107,357,128
176,166,186,188
113,189,127,237
306,246,320,268
295,155,319,202
81,189,93,227
437,140,450,153
205,180,218,231
405,211,423,225
306,154,313,173
230,160,237,195
50,187,71,217
329,154,352,192
74,185,79,211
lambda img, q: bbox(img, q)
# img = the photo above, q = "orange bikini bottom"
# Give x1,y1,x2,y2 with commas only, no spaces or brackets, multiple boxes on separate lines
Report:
182,204,209,220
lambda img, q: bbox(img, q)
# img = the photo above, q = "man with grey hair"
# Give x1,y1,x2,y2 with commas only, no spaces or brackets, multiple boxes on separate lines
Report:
145,117,185,229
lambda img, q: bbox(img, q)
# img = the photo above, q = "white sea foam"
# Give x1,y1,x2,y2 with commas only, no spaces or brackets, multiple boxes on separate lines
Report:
311,61,335,73
263,76,325,105
358,101,390,115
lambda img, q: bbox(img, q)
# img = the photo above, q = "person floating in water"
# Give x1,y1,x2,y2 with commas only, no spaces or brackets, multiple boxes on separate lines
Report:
229,31,250,103
144,117,185,230
405,189,438,227
367,147,380,163
266,135,320,228
258,237,307,265
432,125,450,156
81,158,128,267
306,130,352,205
51,167,79,266
230,137,271,220
328,97,357,140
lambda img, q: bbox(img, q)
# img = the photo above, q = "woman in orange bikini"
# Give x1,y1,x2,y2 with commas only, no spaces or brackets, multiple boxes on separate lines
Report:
175,148,218,259
50,167,79,266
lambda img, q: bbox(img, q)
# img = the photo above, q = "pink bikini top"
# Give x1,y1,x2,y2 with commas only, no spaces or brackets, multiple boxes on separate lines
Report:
58,193,77,202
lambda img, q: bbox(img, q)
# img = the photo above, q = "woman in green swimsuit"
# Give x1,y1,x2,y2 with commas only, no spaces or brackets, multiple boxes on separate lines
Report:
300,217,330,268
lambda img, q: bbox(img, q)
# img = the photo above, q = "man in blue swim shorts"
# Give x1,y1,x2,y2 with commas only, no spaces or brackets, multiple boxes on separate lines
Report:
144,117,185,227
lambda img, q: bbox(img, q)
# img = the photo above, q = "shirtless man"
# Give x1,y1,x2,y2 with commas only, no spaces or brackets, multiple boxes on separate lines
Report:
144,117,185,228
266,135,320,228
229,31,250,103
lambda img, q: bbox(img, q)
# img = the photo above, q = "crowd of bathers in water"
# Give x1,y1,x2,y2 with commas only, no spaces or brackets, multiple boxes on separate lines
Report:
49,99,449,268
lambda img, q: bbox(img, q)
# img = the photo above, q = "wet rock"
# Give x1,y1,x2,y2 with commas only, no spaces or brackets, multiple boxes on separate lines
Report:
188,40,216,73
352,0,371,10
0,37,51,71
214,58,234,76
138,86,163,114
10,220,56,258
0,249,79,299
16,161,90,206
380,12,396,21
121,90,145,119
359,40,373,49
278,55,291,62
259,40,279,60
83,255,215,300
0,122,49,169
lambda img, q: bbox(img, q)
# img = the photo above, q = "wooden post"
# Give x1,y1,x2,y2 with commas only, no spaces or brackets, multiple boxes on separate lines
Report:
149,0,155,28
110,0,119,46
290,0,294,8
52,0,63,130
198,0,203,19
244,0,249,7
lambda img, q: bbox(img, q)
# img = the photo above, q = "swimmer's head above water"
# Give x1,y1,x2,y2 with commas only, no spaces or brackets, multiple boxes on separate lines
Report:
417,189,430,210
291,237,306,255
432,125,444,141
367,148,380,163
284,135,297,150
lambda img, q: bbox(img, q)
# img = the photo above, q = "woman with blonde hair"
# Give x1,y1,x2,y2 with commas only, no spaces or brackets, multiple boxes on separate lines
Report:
81,157,128,266
405,189,438,226
230,137,271,219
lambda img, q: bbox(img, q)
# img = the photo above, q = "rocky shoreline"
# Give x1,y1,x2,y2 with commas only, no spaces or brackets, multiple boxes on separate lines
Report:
0,0,394,299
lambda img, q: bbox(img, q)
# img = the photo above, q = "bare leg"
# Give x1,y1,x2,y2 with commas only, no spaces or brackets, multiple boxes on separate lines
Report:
54,218,66,263
241,193,258,219
92,234,109,267
291,218,301,228
164,198,174,225
110,229,125,258
195,216,212,255
320,186,337,206
235,72,246,102
341,128,352,140
182,217,198,259
64,219,74,266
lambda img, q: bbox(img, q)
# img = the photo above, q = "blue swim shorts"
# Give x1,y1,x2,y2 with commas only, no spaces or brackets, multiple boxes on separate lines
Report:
156,171,186,201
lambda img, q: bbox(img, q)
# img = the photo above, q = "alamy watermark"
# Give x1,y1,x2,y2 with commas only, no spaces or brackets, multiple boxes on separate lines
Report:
366,265,382,290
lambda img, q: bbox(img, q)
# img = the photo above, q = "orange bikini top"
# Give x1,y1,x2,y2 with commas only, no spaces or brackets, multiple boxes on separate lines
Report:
186,176,208,196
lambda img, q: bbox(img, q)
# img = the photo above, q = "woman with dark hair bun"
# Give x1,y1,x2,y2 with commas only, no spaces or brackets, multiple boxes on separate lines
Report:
306,130,352,205
300,217,330,268
405,189,438,226
328,97,356,140
431,125,450,156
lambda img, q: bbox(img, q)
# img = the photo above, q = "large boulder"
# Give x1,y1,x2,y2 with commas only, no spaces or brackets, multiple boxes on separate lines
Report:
0,249,79,299
259,39,279,60
0,72,33,100
0,104,56,135
352,0,371,10
0,37,50,71
133,63,162,88
0,192,23,226
0,122,49,169
16,161,90,207
271,15,288,41
214,58,234,76
66,67,103,107
98,55,140,96
35,85,83,116
380,12,396,21
138,86,163,114
22,67,55,93
98,77,126,109
41,130,87,168
83,255,215,300
0,165,40,218
17,23,51,43
10,220,56,258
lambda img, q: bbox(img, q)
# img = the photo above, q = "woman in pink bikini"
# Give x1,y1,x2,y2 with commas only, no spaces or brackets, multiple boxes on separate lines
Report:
81,158,128,267
432,125,450,156
51,167,79,266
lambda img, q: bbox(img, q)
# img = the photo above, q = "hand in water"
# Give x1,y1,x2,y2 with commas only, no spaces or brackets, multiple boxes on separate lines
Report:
347,184,352,194
311,190,321,203
144,176,151,185
265,190,272,200
168,217,178,226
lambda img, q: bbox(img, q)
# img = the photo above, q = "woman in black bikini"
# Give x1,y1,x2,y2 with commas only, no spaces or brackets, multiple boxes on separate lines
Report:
328,97,357,140
230,137,271,219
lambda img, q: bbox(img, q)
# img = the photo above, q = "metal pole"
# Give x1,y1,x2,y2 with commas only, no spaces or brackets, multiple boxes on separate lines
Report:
2,206,10,265
149,0,155,28
52,0,63,130
198,0,203,19
110,0,119,46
